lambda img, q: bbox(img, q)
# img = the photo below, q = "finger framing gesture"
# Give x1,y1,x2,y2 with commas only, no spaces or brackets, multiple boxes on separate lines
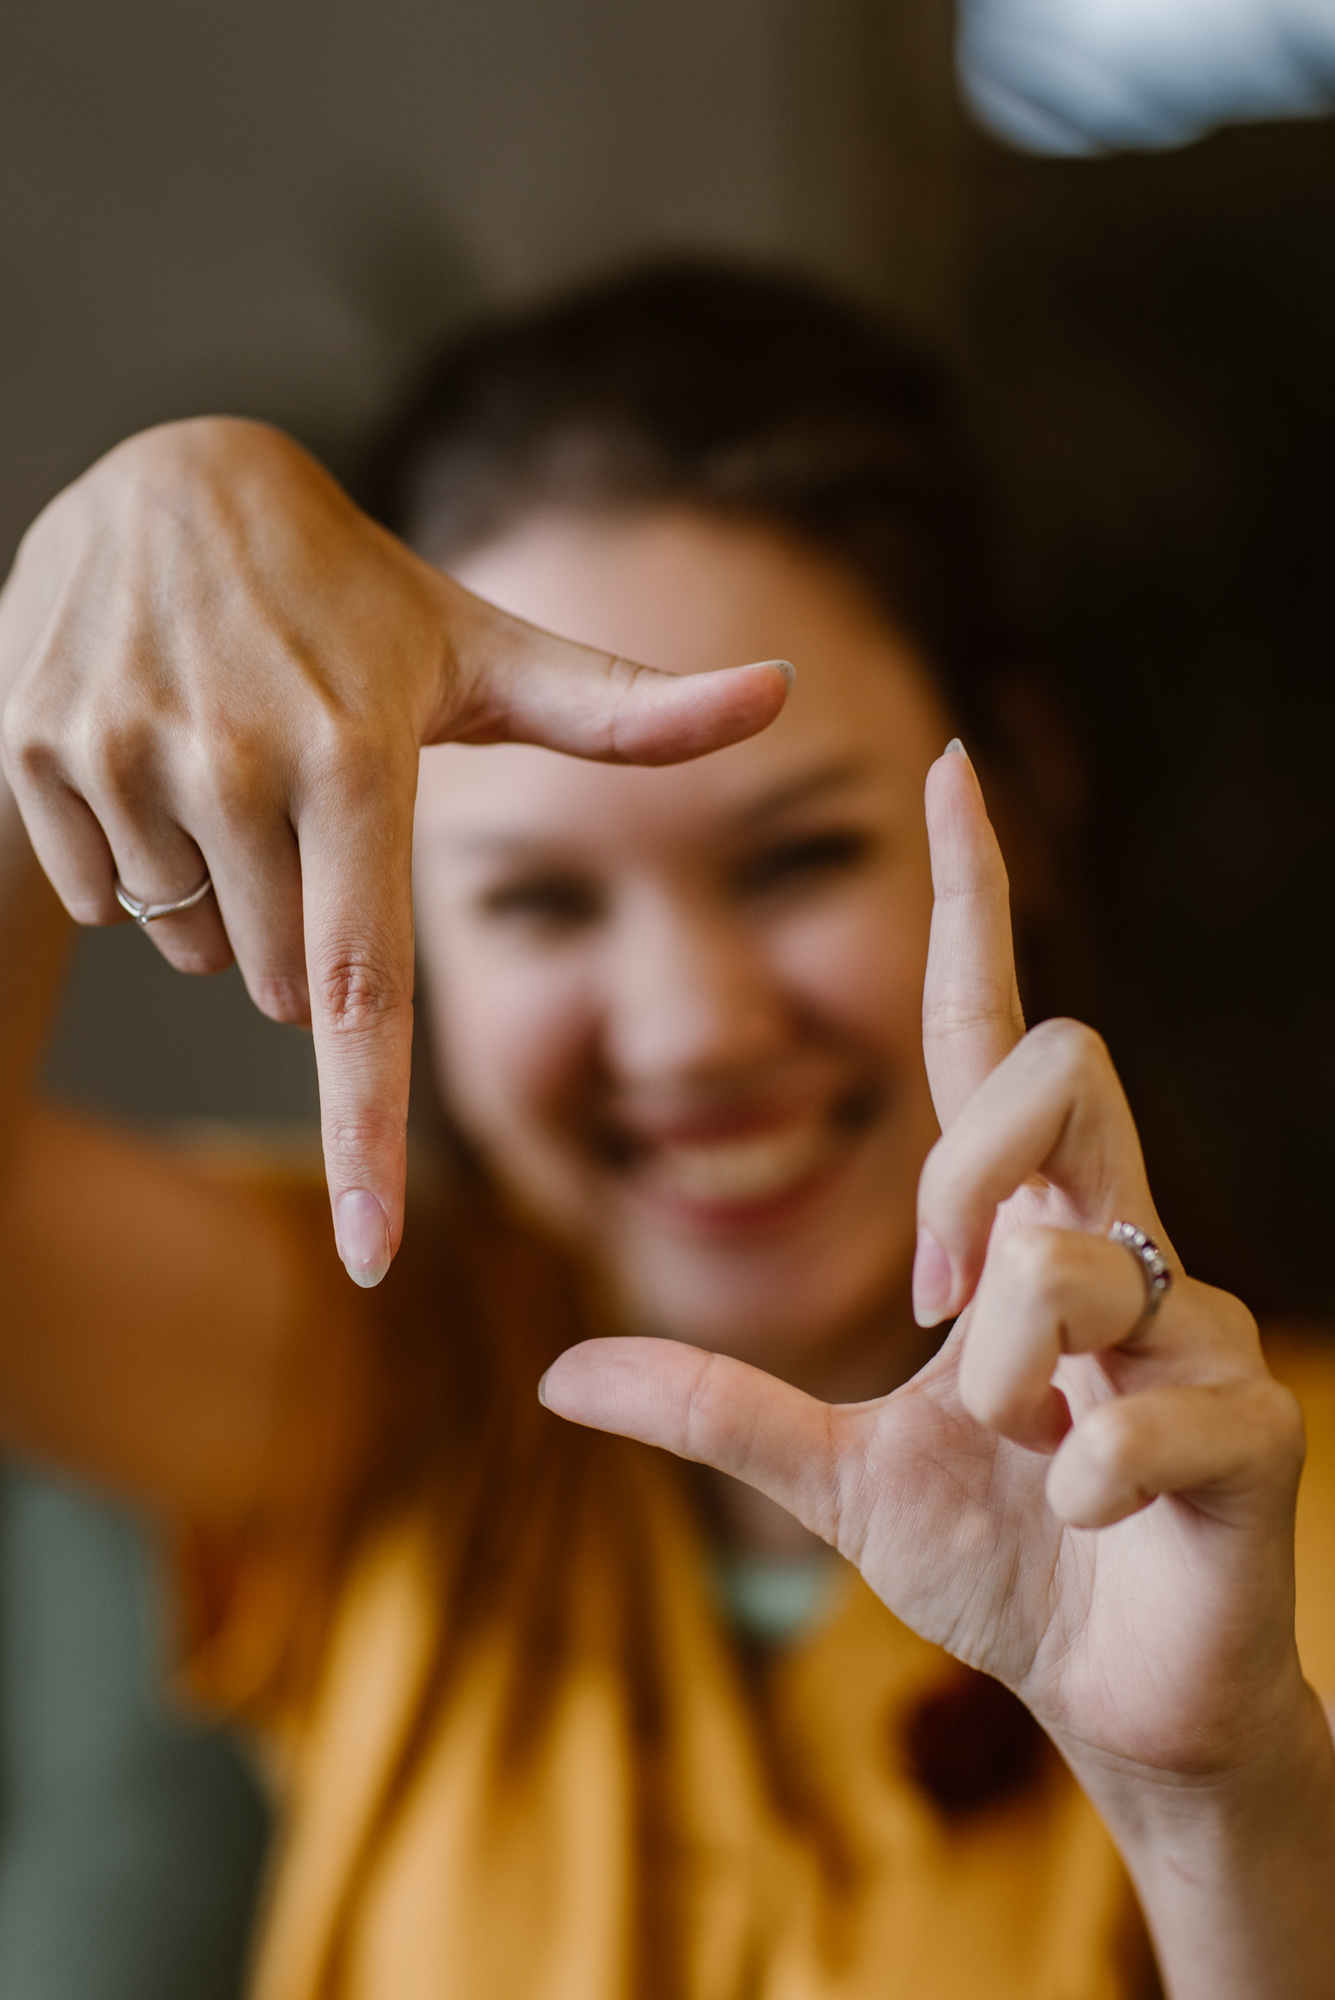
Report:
0,419,792,1283
543,739,1335,2000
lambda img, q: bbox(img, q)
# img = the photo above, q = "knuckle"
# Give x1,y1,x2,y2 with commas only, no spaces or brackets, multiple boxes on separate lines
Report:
304,730,419,846
681,1351,722,1462
322,1110,406,1173
293,700,351,788
1028,1015,1110,1088
0,680,33,750
958,1355,1007,1430
1254,1379,1306,1475
1201,1281,1261,1356
0,702,50,785
995,1225,1063,1309
192,727,271,821
80,711,156,798
300,715,397,808
923,993,1012,1043
1079,1403,1138,1484
316,946,410,1036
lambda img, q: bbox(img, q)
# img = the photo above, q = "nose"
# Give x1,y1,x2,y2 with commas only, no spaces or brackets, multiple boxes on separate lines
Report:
602,886,788,1089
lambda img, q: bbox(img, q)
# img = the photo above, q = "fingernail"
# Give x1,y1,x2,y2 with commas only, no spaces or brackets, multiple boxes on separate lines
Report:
757,658,796,689
537,1370,550,1408
335,1189,390,1288
944,736,968,759
912,1227,954,1327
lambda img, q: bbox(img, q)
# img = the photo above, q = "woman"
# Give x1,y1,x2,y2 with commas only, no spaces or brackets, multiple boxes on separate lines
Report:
1,263,1333,1998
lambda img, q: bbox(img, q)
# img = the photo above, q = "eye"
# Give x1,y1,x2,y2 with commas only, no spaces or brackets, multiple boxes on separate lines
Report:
478,873,605,933
731,827,875,900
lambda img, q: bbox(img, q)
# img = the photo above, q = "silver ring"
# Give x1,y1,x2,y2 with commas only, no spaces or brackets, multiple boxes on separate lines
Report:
113,873,214,926
1107,1220,1173,1330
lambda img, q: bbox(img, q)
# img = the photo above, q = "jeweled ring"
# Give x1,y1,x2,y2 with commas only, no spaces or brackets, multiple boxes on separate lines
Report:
113,873,214,926
1107,1220,1173,1330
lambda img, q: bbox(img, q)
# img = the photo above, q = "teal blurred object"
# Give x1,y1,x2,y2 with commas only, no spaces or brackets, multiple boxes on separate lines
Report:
0,1471,270,2000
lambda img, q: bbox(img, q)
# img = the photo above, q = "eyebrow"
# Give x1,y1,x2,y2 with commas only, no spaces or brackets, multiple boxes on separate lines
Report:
728,757,872,828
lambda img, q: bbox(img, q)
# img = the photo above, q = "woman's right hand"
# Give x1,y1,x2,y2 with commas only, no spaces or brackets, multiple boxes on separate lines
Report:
0,418,790,1284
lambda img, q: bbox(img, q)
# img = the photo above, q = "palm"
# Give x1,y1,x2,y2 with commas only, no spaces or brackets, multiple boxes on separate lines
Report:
848,1304,1243,1765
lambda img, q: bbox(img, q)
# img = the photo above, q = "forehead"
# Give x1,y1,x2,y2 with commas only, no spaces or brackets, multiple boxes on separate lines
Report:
418,508,948,846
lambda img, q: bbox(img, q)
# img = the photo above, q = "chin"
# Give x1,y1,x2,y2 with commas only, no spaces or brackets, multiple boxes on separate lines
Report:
616,1237,904,1370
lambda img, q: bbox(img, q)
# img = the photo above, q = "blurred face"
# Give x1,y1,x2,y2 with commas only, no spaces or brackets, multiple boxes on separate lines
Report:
414,509,950,1387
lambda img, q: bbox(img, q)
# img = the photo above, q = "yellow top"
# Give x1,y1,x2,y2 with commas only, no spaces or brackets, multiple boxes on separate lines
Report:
176,1177,1335,2000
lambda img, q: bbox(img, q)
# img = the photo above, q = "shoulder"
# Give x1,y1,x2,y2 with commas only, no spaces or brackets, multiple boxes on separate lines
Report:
1263,1326,1335,1694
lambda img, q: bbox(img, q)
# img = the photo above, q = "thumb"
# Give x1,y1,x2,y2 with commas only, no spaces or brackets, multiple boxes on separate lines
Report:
441,581,794,766
540,1337,850,1547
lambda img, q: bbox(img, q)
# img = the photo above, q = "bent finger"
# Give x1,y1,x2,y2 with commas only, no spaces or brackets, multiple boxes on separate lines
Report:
959,1227,1147,1451
540,1336,850,1546
96,802,232,974
445,585,793,766
0,757,124,927
1,523,129,923
922,743,1025,1130
1046,1375,1305,1529
203,821,309,1024
915,1017,1159,1325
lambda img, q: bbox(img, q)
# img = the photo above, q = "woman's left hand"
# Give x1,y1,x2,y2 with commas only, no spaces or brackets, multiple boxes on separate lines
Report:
542,743,1335,1998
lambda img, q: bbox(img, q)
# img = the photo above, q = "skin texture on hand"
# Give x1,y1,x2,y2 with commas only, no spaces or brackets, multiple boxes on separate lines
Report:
0,418,791,1285
542,745,1335,1999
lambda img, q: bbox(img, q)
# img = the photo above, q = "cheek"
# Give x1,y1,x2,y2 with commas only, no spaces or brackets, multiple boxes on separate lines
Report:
422,926,596,1164
769,874,932,1057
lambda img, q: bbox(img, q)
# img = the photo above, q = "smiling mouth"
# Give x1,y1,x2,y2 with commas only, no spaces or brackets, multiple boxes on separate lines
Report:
601,1083,882,1219
645,1123,833,1203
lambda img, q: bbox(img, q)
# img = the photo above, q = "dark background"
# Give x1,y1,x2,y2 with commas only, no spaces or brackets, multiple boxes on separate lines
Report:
2,5,1333,1993
966,121,1335,1319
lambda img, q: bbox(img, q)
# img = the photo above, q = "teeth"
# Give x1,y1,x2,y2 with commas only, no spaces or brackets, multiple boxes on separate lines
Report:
648,1123,830,1203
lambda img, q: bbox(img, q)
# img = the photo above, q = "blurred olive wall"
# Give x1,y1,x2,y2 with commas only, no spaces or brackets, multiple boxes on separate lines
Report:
0,0,959,550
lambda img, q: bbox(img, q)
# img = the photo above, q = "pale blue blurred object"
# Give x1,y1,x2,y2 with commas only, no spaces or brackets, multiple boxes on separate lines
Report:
958,0,1335,153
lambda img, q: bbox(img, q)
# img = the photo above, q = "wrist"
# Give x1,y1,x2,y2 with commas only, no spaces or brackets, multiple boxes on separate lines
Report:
1060,1664,1330,1831
1063,1682,1335,2000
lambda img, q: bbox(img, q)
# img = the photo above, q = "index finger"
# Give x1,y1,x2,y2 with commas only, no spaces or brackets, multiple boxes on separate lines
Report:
298,630,792,1288
298,755,418,1287
922,741,1026,1131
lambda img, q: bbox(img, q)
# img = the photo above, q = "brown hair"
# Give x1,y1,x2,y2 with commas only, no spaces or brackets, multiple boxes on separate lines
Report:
361,255,1018,749
363,258,1089,1008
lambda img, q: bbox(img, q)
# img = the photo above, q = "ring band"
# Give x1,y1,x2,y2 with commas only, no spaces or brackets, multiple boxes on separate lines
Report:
1107,1220,1172,1329
114,873,214,926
